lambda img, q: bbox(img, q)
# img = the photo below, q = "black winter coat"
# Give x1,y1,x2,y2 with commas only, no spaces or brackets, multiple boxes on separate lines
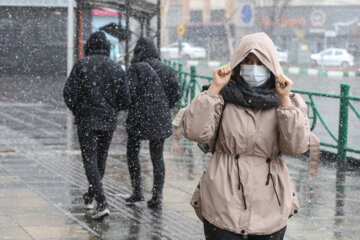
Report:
126,37,182,140
63,31,130,131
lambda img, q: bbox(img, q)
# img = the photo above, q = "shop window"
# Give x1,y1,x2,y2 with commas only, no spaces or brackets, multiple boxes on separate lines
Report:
190,10,202,23
211,9,225,23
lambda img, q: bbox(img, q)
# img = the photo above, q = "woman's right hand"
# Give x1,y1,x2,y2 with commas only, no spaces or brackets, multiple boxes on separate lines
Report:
208,65,232,95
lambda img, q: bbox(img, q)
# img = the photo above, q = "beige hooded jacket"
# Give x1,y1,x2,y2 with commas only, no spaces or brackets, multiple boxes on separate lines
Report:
172,32,320,235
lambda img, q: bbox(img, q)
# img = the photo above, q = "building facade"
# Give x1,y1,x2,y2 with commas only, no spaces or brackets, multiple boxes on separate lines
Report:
162,0,236,60
164,0,360,63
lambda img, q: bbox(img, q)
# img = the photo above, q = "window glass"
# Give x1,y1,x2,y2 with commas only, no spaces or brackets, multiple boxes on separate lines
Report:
335,51,343,56
190,10,202,23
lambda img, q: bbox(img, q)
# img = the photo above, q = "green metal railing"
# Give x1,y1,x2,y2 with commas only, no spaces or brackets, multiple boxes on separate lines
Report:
164,59,360,166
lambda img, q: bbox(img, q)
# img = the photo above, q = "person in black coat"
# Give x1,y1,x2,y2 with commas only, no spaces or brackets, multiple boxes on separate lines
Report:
125,37,182,209
63,31,130,219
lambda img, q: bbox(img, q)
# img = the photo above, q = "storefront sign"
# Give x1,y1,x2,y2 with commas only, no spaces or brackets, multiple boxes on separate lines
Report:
0,0,69,7
260,16,306,28
310,9,326,27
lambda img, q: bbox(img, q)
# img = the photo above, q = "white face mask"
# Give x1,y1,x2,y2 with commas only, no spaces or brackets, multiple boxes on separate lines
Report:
239,64,271,87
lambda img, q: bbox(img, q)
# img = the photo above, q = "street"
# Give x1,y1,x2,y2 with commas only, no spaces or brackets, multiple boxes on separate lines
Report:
0,74,359,239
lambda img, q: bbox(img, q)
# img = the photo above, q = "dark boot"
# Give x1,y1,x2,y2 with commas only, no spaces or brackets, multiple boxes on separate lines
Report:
125,178,144,203
126,193,145,203
147,192,162,209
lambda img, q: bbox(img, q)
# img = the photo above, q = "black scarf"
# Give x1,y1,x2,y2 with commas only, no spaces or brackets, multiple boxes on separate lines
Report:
204,65,280,109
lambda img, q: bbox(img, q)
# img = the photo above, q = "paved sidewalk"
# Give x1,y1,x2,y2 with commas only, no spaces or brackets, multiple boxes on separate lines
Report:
0,97,360,240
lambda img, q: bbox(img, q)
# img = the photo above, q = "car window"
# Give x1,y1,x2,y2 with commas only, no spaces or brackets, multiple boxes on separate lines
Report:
335,51,343,56
321,50,332,56
169,43,178,48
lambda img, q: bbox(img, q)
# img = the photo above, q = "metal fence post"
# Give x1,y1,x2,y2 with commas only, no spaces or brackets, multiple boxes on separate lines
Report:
337,83,350,169
178,62,183,86
190,66,197,101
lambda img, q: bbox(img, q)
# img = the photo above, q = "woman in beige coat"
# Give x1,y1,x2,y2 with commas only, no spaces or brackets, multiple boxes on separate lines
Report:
173,32,319,239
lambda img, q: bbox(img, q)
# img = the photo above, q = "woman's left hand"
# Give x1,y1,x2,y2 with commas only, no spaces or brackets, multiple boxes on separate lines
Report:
275,74,293,107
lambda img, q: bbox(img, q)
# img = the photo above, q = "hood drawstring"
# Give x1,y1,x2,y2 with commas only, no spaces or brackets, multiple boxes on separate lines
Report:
266,158,281,206
235,154,247,210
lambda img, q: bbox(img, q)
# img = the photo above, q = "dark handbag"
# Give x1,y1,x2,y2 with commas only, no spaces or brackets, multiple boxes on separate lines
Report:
197,103,226,154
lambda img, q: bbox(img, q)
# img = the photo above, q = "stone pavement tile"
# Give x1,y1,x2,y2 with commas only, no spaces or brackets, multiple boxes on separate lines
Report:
60,204,89,215
0,188,39,198
73,214,151,240
0,196,50,208
331,218,360,236
163,201,194,214
39,187,83,201
288,230,353,240
0,143,14,151
346,187,360,200
0,226,32,240
0,216,17,228
12,214,77,227
298,206,336,217
0,175,17,184
4,205,60,215
287,218,323,234
23,225,94,239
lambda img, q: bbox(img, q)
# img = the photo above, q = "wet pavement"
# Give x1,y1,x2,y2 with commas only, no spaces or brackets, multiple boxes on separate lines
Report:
0,76,360,239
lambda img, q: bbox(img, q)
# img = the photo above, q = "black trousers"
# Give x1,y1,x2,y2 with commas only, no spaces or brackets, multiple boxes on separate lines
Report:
127,135,165,197
78,127,114,203
204,218,286,240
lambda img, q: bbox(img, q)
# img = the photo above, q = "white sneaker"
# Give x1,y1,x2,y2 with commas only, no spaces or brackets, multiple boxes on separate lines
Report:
91,202,110,219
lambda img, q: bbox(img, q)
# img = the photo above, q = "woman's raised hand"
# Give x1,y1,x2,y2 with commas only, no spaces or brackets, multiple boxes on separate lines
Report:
208,65,232,95
275,73,293,107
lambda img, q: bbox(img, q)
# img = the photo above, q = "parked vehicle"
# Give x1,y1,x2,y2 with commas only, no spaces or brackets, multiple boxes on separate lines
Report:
160,42,206,59
275,46,288,64
310,48,354,67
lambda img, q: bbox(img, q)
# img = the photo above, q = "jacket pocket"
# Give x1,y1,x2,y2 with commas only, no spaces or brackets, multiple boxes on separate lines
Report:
288,180,300,218
190,174,204,222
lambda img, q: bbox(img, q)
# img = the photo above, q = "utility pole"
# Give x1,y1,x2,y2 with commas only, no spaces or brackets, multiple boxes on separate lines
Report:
66,0,74,151
67,0,74,75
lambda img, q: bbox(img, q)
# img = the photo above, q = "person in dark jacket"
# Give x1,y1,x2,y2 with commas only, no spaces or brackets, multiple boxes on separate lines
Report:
125,37,182,209
63,31,130,219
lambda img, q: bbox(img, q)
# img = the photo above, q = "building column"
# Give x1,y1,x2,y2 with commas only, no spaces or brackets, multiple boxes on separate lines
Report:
161,0,170,47
203,0,210,23
225,0,236,56
181,0,190,24
225,0,236,23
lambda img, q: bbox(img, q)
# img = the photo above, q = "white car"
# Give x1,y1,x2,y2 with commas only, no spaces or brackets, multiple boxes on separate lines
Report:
276,46,288,64
160,42,206,60
311,48,354,67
